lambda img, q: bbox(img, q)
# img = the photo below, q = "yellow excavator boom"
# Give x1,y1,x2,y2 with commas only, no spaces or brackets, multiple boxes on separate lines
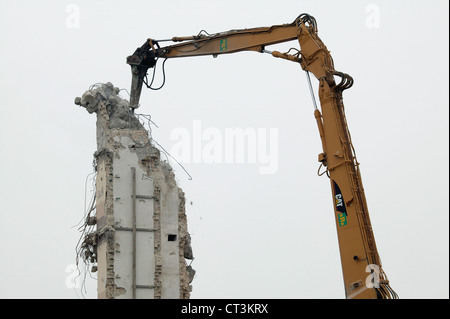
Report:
127,13,398,299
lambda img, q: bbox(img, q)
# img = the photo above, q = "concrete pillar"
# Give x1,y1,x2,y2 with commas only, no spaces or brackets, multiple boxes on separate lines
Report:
75,83,194,299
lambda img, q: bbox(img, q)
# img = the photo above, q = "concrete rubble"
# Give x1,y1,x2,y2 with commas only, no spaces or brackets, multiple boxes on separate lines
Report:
75,82,195,299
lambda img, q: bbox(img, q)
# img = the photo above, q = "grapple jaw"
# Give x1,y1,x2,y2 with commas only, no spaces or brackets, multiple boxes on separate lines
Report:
126,40,158,110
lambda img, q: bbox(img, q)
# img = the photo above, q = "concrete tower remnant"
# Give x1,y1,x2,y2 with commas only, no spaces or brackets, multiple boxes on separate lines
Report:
75,82,195,299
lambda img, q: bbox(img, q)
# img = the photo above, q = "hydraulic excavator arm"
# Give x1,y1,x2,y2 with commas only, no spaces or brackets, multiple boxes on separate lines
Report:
126,16,303,109
126,13,398,299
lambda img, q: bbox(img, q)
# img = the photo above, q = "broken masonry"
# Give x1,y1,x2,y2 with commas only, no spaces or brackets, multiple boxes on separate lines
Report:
75,82,195,299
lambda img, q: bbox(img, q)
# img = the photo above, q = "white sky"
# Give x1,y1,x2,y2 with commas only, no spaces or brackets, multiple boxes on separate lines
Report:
0,0,448,299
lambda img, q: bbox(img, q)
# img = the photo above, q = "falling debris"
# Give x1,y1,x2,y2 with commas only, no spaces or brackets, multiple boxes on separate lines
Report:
75,82,194,299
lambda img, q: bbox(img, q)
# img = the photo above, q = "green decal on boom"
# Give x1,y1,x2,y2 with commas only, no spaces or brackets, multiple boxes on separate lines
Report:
220,39,227,51
338,213,347,226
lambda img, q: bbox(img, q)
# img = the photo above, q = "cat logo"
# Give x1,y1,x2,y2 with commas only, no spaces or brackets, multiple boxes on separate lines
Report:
333,181,347,227
335,194,343,207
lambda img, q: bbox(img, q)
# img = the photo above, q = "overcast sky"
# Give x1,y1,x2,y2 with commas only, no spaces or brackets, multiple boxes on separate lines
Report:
0,0,448,299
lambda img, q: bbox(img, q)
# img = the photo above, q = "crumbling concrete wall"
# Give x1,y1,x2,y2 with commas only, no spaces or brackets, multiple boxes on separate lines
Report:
75,83,194,299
